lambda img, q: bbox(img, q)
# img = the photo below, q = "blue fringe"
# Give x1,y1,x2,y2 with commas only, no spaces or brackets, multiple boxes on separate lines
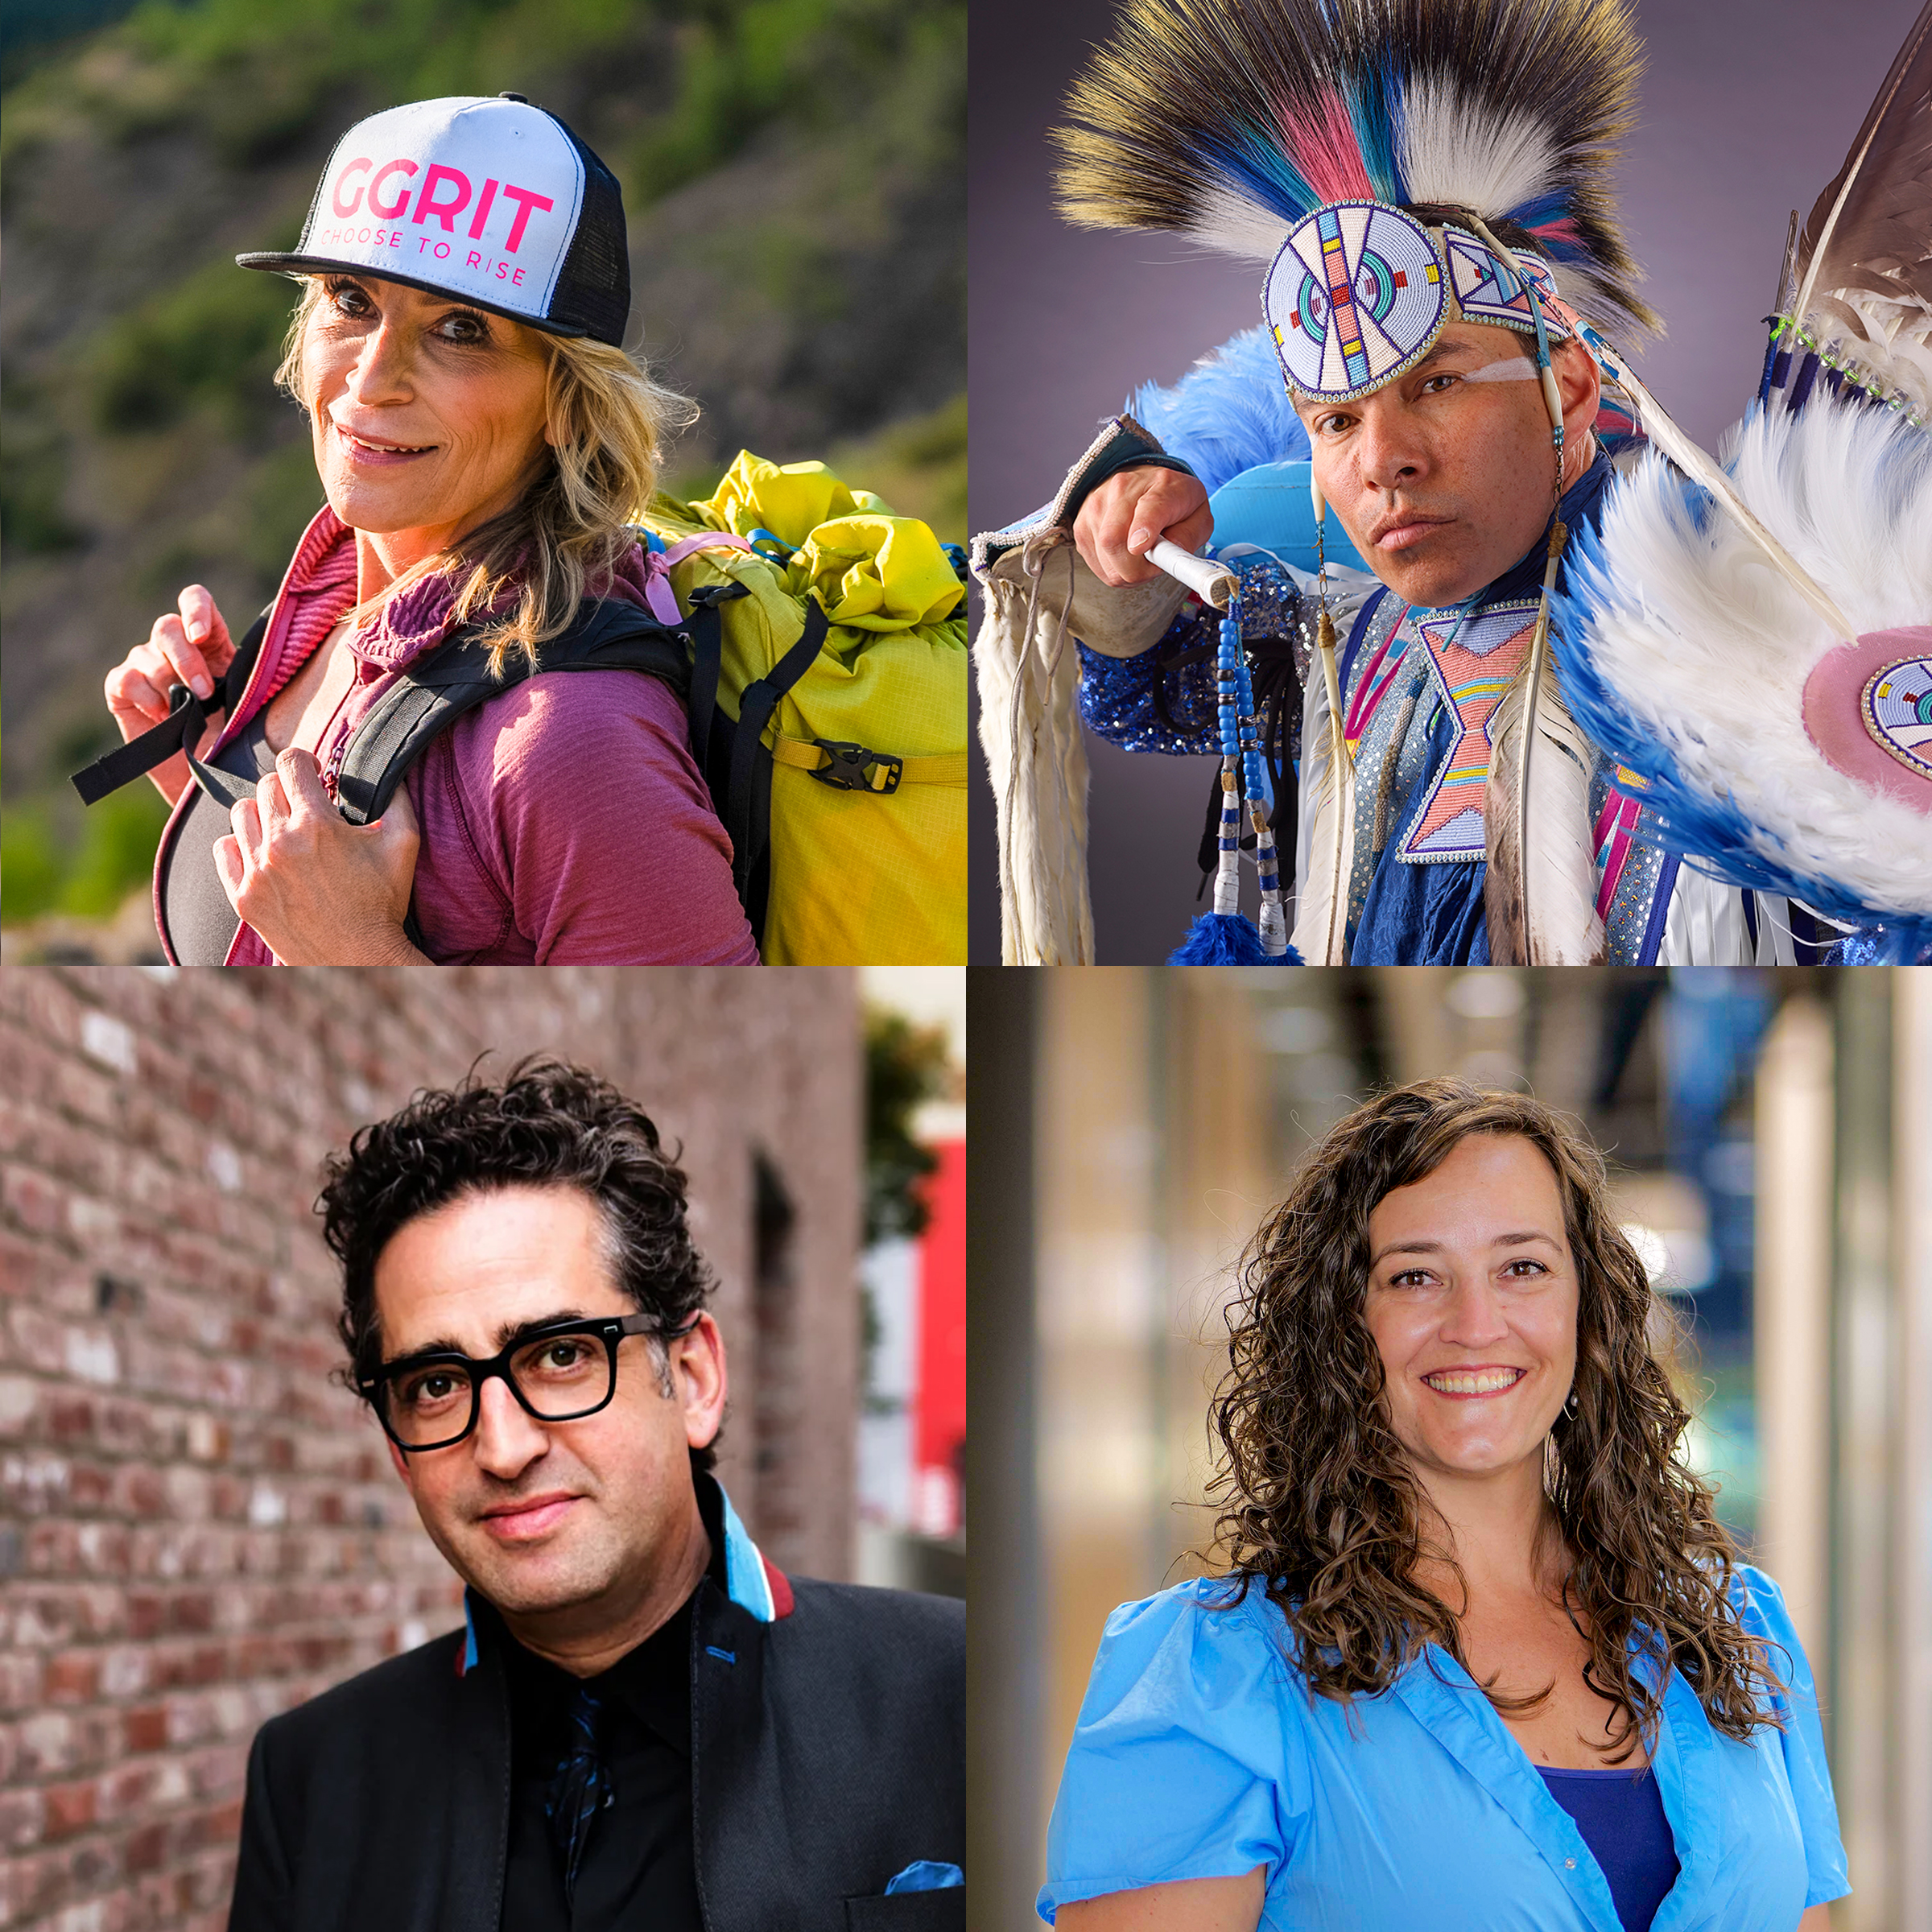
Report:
1127,328,1312,497
1170,913,1302,965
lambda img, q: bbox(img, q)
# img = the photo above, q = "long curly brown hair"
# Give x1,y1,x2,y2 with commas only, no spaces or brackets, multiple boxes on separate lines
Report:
1208,1078,1782,1758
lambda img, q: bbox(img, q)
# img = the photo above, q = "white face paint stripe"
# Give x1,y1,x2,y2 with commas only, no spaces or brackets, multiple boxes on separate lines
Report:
1458,356,1540,383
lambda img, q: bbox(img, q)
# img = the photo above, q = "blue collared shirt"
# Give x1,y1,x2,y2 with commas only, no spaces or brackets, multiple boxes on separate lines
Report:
1040,1563,1847,1930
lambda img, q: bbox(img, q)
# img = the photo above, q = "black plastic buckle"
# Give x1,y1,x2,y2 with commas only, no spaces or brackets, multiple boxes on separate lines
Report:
810,740,902,795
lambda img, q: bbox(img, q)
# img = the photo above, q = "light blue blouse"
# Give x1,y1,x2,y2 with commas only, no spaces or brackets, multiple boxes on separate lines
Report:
1041,1563,1847,1930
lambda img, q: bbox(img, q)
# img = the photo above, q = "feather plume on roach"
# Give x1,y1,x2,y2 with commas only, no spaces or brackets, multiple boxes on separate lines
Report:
1783,0,1932,419
1484,667,1606,965
1052,0,1657,337
1554,396,1932,934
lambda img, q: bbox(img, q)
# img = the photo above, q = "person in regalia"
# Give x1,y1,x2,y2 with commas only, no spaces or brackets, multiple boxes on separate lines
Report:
974,0,1932,966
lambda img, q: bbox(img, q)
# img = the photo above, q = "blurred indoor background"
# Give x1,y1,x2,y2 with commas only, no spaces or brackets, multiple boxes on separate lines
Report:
1,0,964,959
971,966,1931,1932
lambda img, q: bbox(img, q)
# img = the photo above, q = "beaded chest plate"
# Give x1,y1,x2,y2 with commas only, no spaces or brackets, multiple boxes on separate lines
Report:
1397,601,1539,863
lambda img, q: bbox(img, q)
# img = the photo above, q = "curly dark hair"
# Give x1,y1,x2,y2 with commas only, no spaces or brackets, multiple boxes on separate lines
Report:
1209,1077,1781,1759
318,1056,719,1470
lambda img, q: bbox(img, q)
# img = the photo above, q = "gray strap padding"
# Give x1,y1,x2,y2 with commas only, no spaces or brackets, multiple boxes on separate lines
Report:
332,600,693,827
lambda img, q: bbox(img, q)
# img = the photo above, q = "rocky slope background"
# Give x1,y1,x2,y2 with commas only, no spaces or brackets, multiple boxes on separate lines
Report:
1,0,964,945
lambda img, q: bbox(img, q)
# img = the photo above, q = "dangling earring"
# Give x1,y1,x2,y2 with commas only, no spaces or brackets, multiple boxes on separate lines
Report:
1563,1389,1579,1420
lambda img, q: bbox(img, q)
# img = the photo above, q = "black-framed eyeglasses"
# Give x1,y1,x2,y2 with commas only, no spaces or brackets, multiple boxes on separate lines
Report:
359,1311,699,1452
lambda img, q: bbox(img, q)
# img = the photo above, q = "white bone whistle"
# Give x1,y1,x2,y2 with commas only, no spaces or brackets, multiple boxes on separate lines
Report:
1144,539,1238,610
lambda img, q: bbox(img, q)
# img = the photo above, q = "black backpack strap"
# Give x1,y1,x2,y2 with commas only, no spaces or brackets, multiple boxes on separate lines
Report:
182,741,268,815
722,597,830,917
71,605,273,805
685,582,749,796
332,598,693,826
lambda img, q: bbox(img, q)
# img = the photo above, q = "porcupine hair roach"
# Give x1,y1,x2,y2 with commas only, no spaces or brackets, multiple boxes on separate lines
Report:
1053,0,1658,336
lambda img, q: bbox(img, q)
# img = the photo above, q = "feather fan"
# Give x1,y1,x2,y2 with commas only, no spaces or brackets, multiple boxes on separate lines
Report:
1555,395,1932,926
1787,0,1932,417
1053,0,1657,335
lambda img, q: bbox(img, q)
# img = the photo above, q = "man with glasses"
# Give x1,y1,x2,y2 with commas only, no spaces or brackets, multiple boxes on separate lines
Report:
226,1059,964,1931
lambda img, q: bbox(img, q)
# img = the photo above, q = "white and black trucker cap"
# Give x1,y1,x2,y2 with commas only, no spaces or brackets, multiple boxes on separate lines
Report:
237,93,630,346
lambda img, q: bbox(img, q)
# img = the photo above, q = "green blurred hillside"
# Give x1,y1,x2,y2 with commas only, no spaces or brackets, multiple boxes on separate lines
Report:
0,0,964,934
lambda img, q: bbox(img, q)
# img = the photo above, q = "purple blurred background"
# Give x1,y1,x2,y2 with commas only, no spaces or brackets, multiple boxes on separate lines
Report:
968,0,1926,964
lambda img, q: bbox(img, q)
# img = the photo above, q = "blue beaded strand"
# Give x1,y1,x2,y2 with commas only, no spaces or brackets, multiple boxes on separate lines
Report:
1211,609,1288,953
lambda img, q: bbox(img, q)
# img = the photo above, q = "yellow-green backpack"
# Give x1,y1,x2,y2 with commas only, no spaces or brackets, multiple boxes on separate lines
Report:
638,452,967,965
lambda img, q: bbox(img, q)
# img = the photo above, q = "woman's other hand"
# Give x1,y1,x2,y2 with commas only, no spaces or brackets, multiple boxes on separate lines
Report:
1058,1869,1265,1932
102,586,240,804
214,750,426,964
1073,468,1213,587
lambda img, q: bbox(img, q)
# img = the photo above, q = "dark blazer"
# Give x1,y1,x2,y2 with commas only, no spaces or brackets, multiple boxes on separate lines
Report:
226,1569,964,1932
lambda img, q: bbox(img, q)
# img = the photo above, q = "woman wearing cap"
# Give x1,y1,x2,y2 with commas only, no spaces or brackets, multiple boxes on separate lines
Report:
98,93,759,965
1042,1081,1846,1932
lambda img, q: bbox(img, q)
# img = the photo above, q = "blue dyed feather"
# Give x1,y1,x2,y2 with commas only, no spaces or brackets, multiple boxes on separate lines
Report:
1220,126,1320,226
1348,59,1408,203
1507,194,1580,237
1170,912,1302,964
1128,328,1312,495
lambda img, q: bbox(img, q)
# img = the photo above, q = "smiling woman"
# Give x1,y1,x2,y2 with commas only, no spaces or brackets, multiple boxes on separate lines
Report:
90,93,762,966
1041,1078,1848,1932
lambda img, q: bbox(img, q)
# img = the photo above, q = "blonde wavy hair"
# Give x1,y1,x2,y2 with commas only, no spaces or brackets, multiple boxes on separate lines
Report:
276,275,698,672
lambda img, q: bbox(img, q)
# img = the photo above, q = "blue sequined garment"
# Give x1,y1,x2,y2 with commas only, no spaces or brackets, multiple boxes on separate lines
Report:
1078,555,1316,766
1076,453,1703,964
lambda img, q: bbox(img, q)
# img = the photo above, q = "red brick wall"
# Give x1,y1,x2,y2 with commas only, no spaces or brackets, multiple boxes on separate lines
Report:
0,965,861,1932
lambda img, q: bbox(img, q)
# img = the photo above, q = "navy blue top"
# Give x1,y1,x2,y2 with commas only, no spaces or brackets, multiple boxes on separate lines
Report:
1538,1766,1681,1932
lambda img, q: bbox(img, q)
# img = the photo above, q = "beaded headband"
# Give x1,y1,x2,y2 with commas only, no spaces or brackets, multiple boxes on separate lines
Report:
1266,204,1576,402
